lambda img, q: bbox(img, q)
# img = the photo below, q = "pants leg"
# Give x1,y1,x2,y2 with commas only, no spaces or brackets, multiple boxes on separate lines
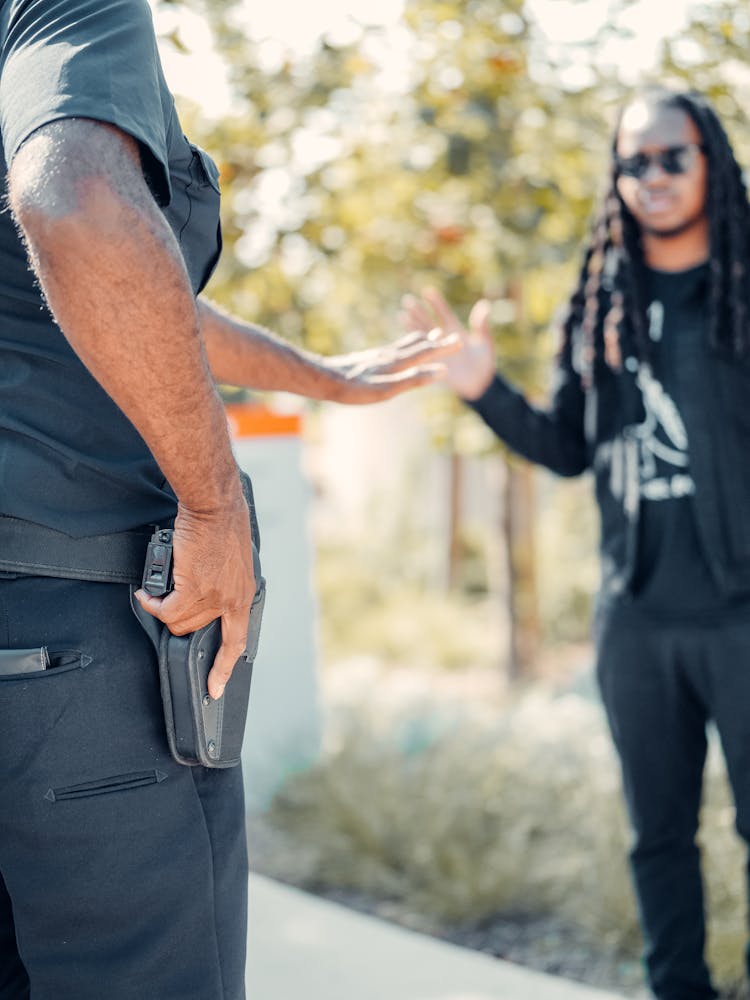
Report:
0,871,29,1000
698,619,750,985
595,607,717,1000
0,576,247,1000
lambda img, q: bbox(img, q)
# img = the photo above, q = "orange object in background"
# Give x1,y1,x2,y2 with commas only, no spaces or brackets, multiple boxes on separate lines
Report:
226,403,302,439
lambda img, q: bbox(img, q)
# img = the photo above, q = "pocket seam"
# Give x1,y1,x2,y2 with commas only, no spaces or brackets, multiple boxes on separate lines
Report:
0,649,91,682
46,768,168,803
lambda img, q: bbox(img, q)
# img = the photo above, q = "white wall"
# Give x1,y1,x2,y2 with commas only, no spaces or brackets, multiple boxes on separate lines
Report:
233,433,321,812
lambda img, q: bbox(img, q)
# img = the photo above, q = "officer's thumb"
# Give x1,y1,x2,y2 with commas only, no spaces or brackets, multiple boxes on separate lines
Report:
134,588,167,622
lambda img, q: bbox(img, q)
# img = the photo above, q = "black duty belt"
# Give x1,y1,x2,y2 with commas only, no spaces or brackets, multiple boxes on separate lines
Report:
0,515,152,584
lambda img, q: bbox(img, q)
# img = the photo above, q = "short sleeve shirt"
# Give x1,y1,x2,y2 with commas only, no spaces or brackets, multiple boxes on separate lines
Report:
0,0,223,536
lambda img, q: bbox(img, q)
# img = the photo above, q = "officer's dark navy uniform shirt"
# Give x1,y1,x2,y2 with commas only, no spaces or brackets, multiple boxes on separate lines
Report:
0,0,222,536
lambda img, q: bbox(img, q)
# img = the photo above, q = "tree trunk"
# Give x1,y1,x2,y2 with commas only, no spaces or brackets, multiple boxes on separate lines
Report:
501,277,540,678
447,449,462,590
503,458,539,679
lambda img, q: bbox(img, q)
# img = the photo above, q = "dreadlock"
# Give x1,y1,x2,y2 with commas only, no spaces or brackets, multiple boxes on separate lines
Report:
561,86,750,385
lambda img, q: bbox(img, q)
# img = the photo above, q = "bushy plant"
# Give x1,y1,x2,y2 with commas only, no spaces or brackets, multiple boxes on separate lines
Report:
256,670,747,996
316,543,503,671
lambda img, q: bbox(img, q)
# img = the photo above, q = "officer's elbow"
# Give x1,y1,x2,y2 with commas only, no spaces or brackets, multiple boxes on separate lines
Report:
11,166,113,261
9,119,146,252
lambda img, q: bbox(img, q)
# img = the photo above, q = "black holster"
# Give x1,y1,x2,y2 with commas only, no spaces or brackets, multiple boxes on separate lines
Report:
0,472,265,769
131,472,266,769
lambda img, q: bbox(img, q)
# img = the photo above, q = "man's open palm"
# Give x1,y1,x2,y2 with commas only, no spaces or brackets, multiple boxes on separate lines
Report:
399,288,495,401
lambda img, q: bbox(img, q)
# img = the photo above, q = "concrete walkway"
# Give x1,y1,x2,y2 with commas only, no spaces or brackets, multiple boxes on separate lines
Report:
246,873,629,999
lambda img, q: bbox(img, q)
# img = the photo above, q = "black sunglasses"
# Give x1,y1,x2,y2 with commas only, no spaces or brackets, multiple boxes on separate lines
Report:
615,143,706,180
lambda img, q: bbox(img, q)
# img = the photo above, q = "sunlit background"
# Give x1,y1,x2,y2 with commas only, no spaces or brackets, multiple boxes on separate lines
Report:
146,2,750,994
154,0,724,109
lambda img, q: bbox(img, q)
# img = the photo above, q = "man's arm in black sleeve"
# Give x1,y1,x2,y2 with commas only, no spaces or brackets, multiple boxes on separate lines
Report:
467,339,589,477
401,289,589,477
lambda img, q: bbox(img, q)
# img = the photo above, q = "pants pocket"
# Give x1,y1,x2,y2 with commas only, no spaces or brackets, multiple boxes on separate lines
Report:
46,768,168,803
0,647,90,681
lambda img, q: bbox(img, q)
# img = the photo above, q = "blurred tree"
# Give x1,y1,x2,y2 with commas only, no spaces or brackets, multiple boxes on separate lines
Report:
659,0,750,165
159,0,624,673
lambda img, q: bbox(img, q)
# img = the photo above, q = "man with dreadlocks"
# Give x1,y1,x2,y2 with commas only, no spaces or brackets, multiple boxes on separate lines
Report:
402,86,750,1000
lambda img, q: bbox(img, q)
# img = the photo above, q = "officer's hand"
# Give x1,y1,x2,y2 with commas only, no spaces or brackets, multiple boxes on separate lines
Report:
322,326,460,403
134,488,256,700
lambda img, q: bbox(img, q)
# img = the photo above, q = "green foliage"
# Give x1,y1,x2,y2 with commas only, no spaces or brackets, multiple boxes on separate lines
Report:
315,469,597,665
180,0,618,400
659,2,750,165
317,542,502,670
536,472,599,642
175,0,750,367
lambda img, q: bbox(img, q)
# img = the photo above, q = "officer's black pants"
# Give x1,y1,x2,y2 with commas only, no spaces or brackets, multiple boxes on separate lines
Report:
596,604,750,1000
0,576,248,1000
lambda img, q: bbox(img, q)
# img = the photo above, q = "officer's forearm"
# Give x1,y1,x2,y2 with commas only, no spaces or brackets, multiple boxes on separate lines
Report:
9,121,240,513
199,298,343,400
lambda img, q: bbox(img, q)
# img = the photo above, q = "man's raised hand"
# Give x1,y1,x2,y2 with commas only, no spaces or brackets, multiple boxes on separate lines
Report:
399,288,496,401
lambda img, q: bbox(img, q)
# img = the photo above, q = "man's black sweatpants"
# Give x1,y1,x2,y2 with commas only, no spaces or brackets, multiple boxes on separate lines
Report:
596,603,750,1000
0,575,248,1000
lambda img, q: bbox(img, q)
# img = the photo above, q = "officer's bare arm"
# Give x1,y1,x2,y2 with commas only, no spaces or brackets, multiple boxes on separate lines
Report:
9,119,253,698
9,120,238,512
198,298,456,404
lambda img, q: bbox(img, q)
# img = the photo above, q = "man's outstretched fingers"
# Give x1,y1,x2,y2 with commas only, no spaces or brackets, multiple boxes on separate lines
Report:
469,298,492,335
423,287,462,331
207,608,251,700
400,294,436,333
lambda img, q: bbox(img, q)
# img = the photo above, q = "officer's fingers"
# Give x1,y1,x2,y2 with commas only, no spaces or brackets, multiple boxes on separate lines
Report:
207,609,250,700
134,589,215,635
374,332,460,374
342,364,446,402
393,329,430,348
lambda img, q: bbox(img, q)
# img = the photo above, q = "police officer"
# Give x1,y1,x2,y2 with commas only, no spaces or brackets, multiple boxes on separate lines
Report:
0,2,455,997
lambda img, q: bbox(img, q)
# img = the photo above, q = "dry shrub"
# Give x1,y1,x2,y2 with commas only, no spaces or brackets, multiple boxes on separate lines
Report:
265,683,635,936
259,674,749,993
315,544,503,672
